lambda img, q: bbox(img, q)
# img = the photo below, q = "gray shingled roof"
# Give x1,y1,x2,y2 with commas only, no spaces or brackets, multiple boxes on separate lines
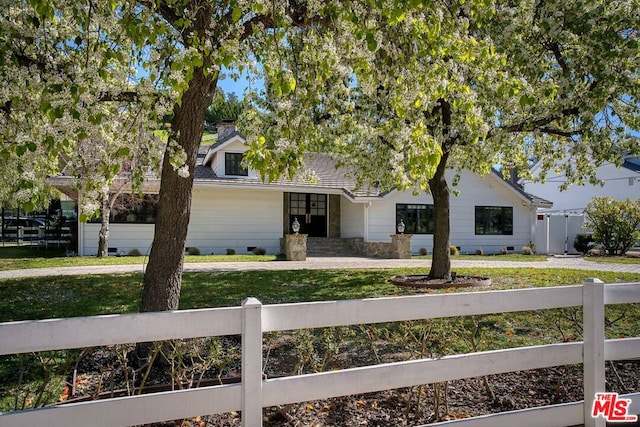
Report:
493,169,553,207
623,156,640,172
197,130,550,204
195,152,382,197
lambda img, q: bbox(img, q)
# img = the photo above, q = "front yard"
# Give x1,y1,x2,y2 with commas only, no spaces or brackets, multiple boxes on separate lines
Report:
1,267,639,424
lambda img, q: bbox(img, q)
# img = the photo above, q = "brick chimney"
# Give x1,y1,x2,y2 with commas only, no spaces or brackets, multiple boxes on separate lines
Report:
216,120,236,141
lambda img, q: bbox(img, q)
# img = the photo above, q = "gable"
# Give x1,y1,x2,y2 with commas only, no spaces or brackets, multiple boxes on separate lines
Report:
201,134,255,178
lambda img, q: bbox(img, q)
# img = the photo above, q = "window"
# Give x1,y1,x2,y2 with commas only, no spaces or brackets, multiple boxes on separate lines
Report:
225,152,248,176
396,204,434,234
90,194,159,224
475,206,513,235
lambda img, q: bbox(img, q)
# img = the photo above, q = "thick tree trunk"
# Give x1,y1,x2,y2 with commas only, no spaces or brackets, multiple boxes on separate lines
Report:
140,67,216,313
97,190,110,257
428,152,451,280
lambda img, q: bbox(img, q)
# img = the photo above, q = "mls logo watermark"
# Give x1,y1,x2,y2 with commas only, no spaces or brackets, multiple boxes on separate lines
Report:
592,393,638,422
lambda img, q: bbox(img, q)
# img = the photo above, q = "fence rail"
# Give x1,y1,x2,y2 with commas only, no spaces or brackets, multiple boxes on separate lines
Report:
1,279,639,427
0,226,71,247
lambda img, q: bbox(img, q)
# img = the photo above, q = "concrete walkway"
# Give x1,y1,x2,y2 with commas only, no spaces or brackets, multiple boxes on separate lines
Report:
1,255,639,279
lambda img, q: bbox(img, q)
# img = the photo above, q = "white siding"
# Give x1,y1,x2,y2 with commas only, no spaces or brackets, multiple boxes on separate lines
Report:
80,186,283,256
340,198,365,238
367,170,534,254
78,170,537,256
187,186,283,254
524,161,640,213
82,223,155,256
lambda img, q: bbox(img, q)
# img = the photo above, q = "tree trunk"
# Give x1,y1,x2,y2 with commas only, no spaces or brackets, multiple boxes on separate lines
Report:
97,190,110,257
140,67,217,313
428,151,451,280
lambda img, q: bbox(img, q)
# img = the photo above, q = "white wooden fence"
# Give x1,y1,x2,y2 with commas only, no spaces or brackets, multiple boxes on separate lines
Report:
1,279,639,427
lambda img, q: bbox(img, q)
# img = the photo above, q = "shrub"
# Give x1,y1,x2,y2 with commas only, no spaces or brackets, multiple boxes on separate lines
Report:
522,246,533,255
418,247,428,256
584,196,640,255
187,247,201,256
127,248,141,257
527,241,536,254
226,248,236,255
449,245,459,256
573,233,595,255
475,247,484,256
252,247,266,255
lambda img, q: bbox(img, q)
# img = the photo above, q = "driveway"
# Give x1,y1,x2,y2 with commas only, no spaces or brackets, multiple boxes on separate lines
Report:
1,256,639,279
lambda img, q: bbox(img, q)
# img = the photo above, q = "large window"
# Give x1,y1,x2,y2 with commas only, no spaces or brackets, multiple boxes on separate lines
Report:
475,206,513,235
225,152,248,176
90,194,159,224
396,204,434,234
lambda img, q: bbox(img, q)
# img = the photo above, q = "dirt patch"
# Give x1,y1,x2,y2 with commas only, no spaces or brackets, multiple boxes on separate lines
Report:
390,274,492,289
57,338,640,427
202,362,640,426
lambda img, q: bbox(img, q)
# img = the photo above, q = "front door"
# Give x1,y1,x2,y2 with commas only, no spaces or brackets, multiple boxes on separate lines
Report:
289,193,327,237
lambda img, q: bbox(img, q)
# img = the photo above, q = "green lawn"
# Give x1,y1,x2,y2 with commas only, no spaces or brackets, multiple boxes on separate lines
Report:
1,267,638,321
0,246,281,271
584,255,640,265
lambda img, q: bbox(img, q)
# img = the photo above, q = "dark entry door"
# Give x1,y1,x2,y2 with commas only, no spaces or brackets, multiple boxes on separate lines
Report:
289,193,327,237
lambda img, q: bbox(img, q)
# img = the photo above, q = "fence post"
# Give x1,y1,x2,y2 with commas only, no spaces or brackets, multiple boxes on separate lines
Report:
583,278,605,427
242,297,263,427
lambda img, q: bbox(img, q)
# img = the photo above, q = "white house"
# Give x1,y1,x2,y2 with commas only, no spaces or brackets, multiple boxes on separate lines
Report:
521,154,640,254
522,156,640,214
51,126,552,257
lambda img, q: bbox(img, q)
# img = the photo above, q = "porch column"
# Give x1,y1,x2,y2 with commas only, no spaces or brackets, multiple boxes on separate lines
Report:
284,234,307,261
364,202,370,242
390,234,412,259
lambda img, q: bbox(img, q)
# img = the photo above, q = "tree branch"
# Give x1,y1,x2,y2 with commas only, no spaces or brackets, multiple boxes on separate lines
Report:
492,106,580,135
238,2,331,42
539,127,582,137
546,41,570,77
97,91,140,102
138,0,180,28
1,100,11,118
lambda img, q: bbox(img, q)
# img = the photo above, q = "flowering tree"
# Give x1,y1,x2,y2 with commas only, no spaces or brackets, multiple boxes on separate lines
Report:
2,0,638,310
243,0,640,279
1,0,390,312
0,1,167,257
69,116,163,257
0,148,57,212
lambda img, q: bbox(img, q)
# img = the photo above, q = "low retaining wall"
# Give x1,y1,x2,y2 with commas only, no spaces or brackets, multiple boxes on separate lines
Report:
347,234,412,259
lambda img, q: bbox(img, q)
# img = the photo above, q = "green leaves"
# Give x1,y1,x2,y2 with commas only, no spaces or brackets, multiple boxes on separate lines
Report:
585,197,640,255
518,94,536,107
28,0,55,19
232,7,243,22
365,32,378,52
281,76,296,95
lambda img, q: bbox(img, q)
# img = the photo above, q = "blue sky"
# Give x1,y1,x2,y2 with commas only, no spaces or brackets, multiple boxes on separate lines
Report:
217,67,263,99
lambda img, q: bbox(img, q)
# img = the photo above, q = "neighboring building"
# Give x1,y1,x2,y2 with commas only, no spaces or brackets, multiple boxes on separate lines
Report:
522,154,640,254
50,126,552,257
522,155,640,214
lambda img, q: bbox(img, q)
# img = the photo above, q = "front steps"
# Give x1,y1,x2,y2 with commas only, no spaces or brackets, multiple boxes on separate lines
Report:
306,237,362,257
